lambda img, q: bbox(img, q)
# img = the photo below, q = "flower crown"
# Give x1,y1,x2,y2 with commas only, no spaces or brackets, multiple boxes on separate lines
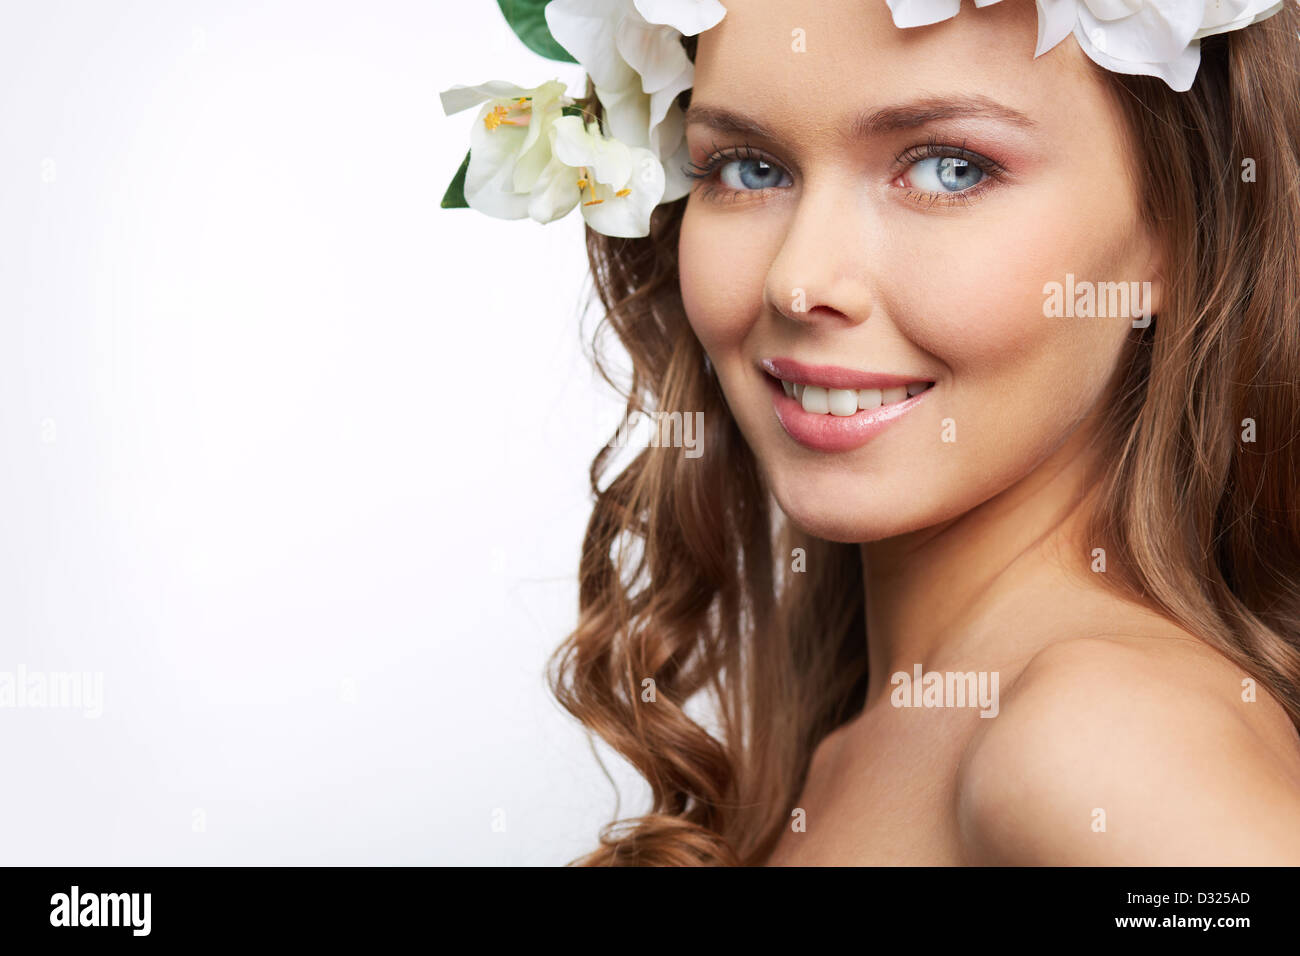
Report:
441,0,1286,239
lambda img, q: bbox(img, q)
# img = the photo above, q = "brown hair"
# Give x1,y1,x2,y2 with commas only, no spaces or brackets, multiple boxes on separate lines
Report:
546,7,1300,865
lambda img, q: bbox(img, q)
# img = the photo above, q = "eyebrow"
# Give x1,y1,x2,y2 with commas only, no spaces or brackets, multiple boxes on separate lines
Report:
683,95,1037,142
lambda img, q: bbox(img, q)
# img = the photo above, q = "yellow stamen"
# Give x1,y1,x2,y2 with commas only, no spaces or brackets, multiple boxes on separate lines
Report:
583,198,604,206
615,188,631,197
483,99,532,130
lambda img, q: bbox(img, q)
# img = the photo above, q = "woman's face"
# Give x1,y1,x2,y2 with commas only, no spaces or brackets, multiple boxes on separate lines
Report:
679,0,1163,542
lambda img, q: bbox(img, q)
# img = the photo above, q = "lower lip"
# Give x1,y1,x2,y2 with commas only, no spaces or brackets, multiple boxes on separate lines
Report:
767,375,930,453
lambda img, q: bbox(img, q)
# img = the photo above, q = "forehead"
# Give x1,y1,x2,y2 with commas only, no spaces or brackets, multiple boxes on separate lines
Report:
690,0,1092,138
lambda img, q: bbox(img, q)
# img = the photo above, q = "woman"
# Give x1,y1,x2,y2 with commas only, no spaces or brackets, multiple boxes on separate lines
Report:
443,0,1300,864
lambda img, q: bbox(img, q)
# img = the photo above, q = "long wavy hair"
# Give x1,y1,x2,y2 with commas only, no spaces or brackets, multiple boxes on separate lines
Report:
546,7,1300,866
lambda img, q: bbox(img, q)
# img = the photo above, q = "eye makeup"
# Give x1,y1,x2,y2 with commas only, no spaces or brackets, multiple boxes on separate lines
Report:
683,133,1010,208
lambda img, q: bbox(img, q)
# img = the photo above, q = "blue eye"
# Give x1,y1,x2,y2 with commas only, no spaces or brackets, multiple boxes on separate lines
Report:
718,157,792,191
909,155,986,193
683,144,793,197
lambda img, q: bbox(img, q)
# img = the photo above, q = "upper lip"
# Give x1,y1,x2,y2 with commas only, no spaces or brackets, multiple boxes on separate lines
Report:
760,357,931,391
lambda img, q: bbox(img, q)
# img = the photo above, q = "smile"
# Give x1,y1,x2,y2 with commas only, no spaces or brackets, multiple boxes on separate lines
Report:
760,357,934,453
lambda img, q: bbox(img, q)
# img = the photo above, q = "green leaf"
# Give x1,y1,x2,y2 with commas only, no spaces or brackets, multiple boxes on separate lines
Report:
496,0,576,63
441,151,470,209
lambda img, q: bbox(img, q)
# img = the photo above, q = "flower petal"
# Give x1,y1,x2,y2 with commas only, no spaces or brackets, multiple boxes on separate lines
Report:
465,106,535,219
885,0,965,29
1072,21,1201,91
649,94,687,166
512,81,572,191
551,115,635,189
1080,0,1142,22
440,80,534,116
594,82,653,148
582,147,666,237
616,17,692,93
1194,0,1285,37
631,0,727,36
545,0,639,90
1077,1,1200,65
658,134,694,203
527,151,583,224
1033,0,1078,56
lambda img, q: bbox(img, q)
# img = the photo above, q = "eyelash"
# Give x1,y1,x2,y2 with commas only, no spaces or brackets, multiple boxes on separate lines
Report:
682,135,1007,208
894,136,1007,208
682,141,772,204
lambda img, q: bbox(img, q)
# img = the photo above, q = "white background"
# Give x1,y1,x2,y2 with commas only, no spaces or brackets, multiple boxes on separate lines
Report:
0,0,649,864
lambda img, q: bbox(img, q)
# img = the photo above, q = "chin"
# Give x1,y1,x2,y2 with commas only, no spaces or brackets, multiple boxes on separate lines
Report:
766,473,931,544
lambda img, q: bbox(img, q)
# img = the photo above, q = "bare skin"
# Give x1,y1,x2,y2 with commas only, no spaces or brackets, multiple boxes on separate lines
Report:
766,476,1300,864
677,0,1300,864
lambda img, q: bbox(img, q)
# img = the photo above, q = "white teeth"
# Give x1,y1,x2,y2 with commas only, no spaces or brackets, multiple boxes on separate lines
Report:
800,385,830,414
828,389,858,416
778,378,931,414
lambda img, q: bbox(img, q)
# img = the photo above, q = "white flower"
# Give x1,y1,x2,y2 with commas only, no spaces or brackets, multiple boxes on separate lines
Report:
544,0,727,202
439,79,574,221
885,0,1286,91
545,115,667,237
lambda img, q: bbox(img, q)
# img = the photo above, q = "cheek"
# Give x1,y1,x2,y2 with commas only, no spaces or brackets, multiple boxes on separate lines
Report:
678,203,772,358
888,199,1136,404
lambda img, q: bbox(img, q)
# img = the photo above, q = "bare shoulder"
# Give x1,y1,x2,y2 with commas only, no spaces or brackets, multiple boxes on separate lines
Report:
955,632,1300,865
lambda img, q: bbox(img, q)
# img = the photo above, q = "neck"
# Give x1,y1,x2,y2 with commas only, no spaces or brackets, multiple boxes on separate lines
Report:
859,427,1104,708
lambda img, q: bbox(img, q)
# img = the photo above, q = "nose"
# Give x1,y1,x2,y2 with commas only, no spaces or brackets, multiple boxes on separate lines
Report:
763,175,878,330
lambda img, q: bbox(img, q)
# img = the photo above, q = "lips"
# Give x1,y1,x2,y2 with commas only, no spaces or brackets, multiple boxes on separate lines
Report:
760,357,933,452
761,357,930,391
